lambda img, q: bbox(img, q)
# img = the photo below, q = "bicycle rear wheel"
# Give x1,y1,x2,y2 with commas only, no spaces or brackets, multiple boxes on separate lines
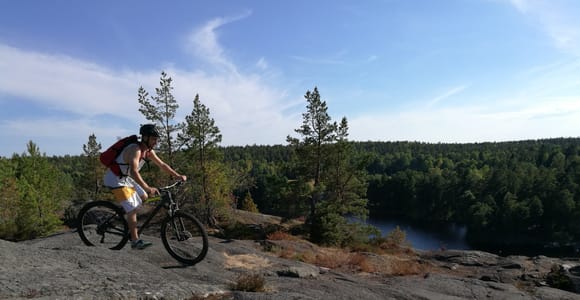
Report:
161,211,208,265
77,201,129,250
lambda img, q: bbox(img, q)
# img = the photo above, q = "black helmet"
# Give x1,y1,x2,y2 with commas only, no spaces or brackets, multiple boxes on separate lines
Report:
139,124,160,137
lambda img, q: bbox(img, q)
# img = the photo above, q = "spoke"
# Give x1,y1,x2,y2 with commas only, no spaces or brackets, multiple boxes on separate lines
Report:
104,229,125,236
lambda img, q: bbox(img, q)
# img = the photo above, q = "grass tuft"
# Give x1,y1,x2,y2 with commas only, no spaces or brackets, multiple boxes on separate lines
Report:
267,230,297,241
231,273,266,292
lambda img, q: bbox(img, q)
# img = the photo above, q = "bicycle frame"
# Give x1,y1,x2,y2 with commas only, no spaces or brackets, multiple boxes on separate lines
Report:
135,182,182,236
136,182,195,244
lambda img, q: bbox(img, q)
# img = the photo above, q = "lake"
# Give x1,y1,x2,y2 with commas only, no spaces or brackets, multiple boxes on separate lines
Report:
366,217,580,257
366,216,470,251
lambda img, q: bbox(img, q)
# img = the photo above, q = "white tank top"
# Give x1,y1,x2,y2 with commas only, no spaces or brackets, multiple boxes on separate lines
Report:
103,143,147,187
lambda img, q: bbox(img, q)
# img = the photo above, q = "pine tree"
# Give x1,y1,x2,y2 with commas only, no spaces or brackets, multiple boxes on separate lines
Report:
241,192,259,213
11,141,72,240
316,117,370,245
0,158,18,239
179,94,228,225
138,71,184,165
287,87,337,221
288,87,370,245
82,133,102,199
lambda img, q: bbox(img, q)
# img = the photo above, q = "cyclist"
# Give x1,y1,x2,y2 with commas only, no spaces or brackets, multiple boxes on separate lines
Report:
103,124,187,249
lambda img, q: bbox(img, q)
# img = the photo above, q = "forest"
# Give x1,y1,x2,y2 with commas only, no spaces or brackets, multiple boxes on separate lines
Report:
3,136,580,253
223,138,580,252
1,72,579,255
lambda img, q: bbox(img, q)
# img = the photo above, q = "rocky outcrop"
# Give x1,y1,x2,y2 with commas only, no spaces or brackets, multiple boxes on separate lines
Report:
1,231,580,299
421,249,580,297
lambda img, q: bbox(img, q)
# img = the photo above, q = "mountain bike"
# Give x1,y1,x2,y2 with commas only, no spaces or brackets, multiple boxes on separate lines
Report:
77,181,208,265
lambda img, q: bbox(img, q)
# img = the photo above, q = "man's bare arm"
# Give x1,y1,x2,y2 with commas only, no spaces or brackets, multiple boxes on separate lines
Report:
148,150,187,181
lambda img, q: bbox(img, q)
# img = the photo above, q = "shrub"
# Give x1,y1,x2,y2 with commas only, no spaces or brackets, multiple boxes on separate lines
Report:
231,273,266,292
267,231,297,241
240,192,259,213
221,223,264,240
547,264,575,292
369,226,412,253
386,226,408,247
348,253,376,273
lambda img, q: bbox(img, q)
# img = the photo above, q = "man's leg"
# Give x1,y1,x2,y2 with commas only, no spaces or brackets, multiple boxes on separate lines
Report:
127,207,152,249
127,210,138,241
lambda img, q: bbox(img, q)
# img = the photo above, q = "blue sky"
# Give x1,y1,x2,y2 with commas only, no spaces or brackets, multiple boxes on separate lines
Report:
2,0,580,156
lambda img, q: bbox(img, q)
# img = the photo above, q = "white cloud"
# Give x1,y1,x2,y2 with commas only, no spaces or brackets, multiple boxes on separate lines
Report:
426,85,468,108
0,44,141,118
167,68,299,146
521,58,580,88
508,0,531,13
0,118,134,156
0,12,301,156
256,57,268,70
290,49,350,65
366,55,378,63
290,55,345,65
185,10,252,74
350,96,580,144
508,0,580,55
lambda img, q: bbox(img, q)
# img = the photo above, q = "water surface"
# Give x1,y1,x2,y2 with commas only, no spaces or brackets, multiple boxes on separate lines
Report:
366,217,470,251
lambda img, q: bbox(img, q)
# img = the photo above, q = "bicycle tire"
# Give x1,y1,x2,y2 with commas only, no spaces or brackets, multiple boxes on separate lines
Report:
77,200,129,250
161,211,208,265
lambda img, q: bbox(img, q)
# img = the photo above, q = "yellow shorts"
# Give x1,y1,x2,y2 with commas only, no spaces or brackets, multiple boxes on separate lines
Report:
111,186,143,213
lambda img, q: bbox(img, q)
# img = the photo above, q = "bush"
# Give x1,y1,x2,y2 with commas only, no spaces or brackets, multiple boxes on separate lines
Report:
382,226,411,250
309,212,344,245
231,273,266,292
547,264,575,292
266,230,297,241
240,192,259,213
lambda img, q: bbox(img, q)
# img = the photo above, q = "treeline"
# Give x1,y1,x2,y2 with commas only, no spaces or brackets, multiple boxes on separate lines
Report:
3,133,580,249
222,138,580,249
0,142,72,240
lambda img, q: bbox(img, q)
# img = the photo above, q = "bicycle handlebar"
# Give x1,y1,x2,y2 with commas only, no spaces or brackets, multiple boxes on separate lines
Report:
158,180,185,191
145,181,184,203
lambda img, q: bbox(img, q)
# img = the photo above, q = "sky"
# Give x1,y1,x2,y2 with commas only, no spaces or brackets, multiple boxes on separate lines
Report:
2,0,580,157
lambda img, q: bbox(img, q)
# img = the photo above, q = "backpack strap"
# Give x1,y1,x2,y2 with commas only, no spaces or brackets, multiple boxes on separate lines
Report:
138,143,151,161
116,142,149,177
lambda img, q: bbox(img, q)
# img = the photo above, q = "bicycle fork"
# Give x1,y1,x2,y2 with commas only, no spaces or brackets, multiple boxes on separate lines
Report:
171,216,190,241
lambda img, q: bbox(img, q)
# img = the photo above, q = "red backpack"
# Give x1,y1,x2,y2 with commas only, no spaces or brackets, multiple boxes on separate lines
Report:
99,135,139,176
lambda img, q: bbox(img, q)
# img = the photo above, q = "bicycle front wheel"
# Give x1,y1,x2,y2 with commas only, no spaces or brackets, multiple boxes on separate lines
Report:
161,211,208,265
77,201,129,250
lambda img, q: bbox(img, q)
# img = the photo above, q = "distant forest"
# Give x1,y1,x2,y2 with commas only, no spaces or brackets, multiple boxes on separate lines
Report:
2,137,580,251
221,138,580,250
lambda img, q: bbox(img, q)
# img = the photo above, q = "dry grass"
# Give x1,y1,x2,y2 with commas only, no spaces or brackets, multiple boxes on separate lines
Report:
189,293,232,300
386,256,430,276
279,246,304,260
265,237,431,276
309,249,351,269
267,230,298,241
223,253,272,270
230,273,266,292
348,253,377,273
234,211,430,278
